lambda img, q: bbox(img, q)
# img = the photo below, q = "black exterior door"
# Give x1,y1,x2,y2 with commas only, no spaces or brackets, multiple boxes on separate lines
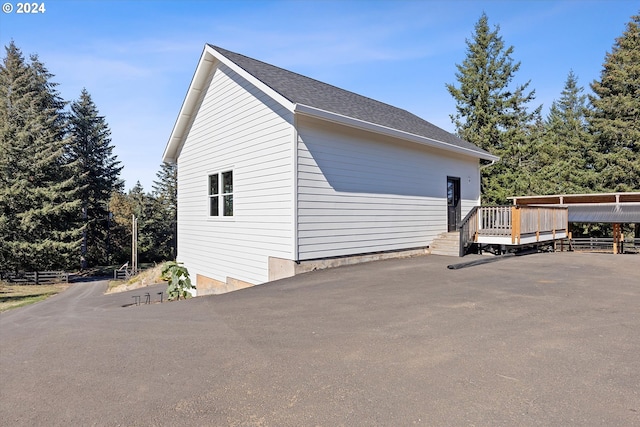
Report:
447,177,461,232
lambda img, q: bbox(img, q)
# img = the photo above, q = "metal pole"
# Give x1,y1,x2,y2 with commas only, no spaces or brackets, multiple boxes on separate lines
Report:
132,214,138,275
135,216,138,273
135,215,137,274
131,214,134,275
81,206,87,270
135,215,138,274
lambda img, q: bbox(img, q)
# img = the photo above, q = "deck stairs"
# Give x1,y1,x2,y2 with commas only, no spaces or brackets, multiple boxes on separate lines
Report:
430,231,460,257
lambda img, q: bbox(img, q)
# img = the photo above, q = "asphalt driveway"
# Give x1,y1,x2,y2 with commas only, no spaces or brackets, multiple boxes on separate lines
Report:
1,252,639,426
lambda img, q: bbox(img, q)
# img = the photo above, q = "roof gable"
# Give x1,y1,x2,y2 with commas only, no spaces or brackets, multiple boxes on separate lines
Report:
163,44,497,163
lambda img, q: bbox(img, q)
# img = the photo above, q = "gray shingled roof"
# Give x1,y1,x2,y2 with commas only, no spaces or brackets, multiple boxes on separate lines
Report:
210,45,492,158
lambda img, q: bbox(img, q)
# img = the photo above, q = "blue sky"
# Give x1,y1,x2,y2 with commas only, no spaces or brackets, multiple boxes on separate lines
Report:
1,0,637,191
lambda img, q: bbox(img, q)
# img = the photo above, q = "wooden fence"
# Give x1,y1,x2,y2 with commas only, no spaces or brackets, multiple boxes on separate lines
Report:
1,271,69,285
113,269,131,280
558,237,640,254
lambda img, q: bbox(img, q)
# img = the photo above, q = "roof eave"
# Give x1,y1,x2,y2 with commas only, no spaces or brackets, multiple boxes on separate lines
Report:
294,104,498,162
162,46,217,163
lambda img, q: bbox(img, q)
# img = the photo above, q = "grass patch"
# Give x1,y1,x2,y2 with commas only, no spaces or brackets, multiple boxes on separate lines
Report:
0,282,70,312
105,264,166,294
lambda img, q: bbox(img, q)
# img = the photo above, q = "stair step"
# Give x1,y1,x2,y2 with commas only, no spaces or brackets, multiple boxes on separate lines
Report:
430,231,461,257
430,250,460,256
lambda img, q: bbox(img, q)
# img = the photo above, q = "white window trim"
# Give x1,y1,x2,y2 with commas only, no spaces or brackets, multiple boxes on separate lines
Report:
208,169,234,218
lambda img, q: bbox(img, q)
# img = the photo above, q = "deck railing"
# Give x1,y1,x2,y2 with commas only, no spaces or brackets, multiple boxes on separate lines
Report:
459,206,479,256
459,205,569,254
517,206,568,239
480,206,512,236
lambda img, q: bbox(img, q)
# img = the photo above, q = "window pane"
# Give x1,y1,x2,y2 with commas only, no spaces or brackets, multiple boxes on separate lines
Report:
210,196,219,216
222,171,233,194
223,195,233,216
209,174,219,195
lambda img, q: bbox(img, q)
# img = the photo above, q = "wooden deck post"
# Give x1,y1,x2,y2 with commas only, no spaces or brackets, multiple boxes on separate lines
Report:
511,206,521,244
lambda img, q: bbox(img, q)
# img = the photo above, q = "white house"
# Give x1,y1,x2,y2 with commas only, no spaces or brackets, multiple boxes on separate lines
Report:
163,44,497,295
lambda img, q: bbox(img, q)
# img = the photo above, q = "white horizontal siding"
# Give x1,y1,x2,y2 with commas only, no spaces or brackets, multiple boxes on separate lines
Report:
177,62,294,285
296,118,480,260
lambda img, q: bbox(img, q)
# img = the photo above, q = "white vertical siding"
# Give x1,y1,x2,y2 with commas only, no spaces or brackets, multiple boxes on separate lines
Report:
296,118,480,260
177,62,294,285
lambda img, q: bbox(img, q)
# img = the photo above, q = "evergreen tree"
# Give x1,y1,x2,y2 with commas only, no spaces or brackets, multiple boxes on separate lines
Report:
150,162,177,260
0,42,82,271
446,13,541,204
108,190,134,266
128,181,147,214
67,88,123,267
588,13,640,193
531,71,595,195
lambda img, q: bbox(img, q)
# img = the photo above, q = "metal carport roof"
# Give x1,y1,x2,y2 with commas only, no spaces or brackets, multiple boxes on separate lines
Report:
509,192,640,223
566,203,640,223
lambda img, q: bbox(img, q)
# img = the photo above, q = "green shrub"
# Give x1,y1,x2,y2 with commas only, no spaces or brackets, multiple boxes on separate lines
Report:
161,262,195,301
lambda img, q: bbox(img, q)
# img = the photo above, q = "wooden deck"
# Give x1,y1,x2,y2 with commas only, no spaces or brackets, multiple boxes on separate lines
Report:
460,206,569,255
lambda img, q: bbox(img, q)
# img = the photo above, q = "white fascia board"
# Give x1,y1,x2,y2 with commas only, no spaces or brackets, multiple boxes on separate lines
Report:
163,45,297,163
294,104,499,162
163,47,216,163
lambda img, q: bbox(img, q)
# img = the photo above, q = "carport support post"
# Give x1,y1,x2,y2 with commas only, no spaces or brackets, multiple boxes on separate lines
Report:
613,223,621,254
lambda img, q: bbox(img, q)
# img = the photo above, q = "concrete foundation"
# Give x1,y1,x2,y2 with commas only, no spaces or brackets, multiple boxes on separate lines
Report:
199,247,429,296
270,247,429,281
196,274,254,296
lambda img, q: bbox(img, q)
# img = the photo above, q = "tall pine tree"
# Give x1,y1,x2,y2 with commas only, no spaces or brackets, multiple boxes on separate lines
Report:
67,88,123,267
150,162,177,261
589,13,640,193
0,42,82,271
446,13,541,204
531,71,595,195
